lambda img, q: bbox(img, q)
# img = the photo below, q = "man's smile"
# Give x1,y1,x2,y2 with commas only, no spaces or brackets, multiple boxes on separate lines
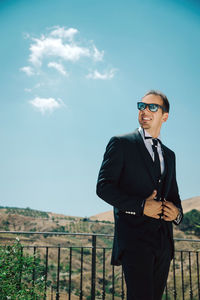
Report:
141,116,152,122
142,117,152,120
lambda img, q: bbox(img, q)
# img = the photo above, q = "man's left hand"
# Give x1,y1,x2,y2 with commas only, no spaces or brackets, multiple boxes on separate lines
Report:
162,200,179,221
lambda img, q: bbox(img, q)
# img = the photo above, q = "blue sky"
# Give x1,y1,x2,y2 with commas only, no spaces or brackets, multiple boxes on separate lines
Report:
0,0,199,217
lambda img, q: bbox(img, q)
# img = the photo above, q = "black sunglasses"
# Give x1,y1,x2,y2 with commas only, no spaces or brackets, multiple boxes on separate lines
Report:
137,102,167,112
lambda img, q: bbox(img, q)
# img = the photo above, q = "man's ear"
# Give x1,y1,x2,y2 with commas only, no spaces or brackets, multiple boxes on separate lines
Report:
162,113,169,123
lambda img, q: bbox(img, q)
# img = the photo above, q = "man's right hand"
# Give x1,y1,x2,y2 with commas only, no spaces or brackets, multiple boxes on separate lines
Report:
143,190,162,219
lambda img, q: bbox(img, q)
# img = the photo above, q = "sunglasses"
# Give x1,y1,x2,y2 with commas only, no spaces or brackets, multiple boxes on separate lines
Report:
137,102,167,112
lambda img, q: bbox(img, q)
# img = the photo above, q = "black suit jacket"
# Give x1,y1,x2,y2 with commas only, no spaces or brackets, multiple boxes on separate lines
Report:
96,129,183,265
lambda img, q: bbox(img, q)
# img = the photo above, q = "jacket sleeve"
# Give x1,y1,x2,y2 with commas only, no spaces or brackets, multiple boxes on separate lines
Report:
96,136,145,215
167,153,183,225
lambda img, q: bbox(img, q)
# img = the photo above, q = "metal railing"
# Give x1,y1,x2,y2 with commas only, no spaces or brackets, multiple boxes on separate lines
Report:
1,231,200,300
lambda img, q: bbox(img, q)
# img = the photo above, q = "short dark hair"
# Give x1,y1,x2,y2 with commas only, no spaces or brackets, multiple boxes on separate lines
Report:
142,90,170,113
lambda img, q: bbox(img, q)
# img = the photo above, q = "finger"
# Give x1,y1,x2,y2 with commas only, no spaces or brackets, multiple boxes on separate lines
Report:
164,201,176,210
153,190,157,196
163,212,176,219
163,202,172,208
163,207,171,213
157,207,163,214
152,190,157,199
163,204,175,212
146,190,157,201
163,211,172,218
153,214,160,219
162,215,171,221
163,207,177,216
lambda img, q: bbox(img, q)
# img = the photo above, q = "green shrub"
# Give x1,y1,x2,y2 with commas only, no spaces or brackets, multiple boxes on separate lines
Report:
179,209,200,236
0,239,45,299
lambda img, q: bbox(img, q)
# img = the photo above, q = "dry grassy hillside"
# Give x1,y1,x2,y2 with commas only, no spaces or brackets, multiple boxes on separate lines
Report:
181,196,200,212
1,204,200,299
0,207,117,299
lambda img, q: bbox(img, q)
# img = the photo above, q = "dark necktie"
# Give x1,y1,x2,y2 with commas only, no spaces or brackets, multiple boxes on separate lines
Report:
152,139,161,180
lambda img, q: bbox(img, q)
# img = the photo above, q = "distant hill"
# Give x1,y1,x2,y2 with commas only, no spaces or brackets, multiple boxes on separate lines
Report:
181,196,200,213
90,210,114,222
91,196,200,222
0,206,114,236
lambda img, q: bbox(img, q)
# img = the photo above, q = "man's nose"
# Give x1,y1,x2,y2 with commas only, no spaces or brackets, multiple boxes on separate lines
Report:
142,106,151,113
141,108,148,114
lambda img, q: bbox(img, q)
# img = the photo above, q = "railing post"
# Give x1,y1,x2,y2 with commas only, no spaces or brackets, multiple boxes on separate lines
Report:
80,247,83,300
188,251,193,300
91,235,96,300
180,251,185,300
102,248,106,300
32,246,36,298
44,247,49,300
196,252,200,300
172,255,177,300
112,265,115,300
17,245,23,291
56,246,61,300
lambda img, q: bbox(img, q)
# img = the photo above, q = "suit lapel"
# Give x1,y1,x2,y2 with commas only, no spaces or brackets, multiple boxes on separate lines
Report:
131,129,174,190
134,129,157,186
161,144,173,196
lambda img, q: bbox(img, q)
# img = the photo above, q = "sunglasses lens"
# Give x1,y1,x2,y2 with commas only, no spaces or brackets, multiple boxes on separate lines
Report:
149,104,158,112
137,102,146,110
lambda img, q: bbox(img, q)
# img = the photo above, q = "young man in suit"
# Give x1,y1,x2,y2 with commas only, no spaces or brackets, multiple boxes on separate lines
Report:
96,90,183,300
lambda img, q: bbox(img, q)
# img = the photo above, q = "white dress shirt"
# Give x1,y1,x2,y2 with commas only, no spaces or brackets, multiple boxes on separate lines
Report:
138,127,165,174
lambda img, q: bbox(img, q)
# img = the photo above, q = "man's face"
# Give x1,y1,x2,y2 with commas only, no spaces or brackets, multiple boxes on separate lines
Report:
138,94,169,135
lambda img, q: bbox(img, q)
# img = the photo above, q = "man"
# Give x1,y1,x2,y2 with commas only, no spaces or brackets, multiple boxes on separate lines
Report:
96,90,183,300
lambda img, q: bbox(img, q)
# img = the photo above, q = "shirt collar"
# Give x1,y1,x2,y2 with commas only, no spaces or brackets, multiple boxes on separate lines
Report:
138,127,161,142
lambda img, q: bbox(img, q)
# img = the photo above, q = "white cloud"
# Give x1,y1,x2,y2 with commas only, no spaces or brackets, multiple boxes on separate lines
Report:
48,62,68,76
92,45,104,61
29,97,63,114
24,83,43,93
86,69,116,80
50,27,78,41
20,66,34,76
29,36,90,67
21,26,116,84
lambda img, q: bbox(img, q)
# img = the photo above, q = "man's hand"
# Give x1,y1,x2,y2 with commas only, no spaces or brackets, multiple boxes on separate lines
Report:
162,200,179,221
143,190,163,219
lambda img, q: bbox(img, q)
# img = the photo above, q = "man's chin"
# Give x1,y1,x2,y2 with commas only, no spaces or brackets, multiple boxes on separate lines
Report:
140,124,150,129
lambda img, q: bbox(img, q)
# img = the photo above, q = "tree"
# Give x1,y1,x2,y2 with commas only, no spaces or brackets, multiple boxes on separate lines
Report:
179,209,200,236
0,239,45,299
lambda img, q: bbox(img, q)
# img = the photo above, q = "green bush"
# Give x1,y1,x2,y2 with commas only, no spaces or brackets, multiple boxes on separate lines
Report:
179,209,200,236
0,239,45,299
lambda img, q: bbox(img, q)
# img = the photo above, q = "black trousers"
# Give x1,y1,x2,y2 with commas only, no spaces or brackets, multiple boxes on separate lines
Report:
121,228,172,300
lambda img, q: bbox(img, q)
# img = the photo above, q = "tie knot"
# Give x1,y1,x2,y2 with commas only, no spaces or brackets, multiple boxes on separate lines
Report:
152,139,158,146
